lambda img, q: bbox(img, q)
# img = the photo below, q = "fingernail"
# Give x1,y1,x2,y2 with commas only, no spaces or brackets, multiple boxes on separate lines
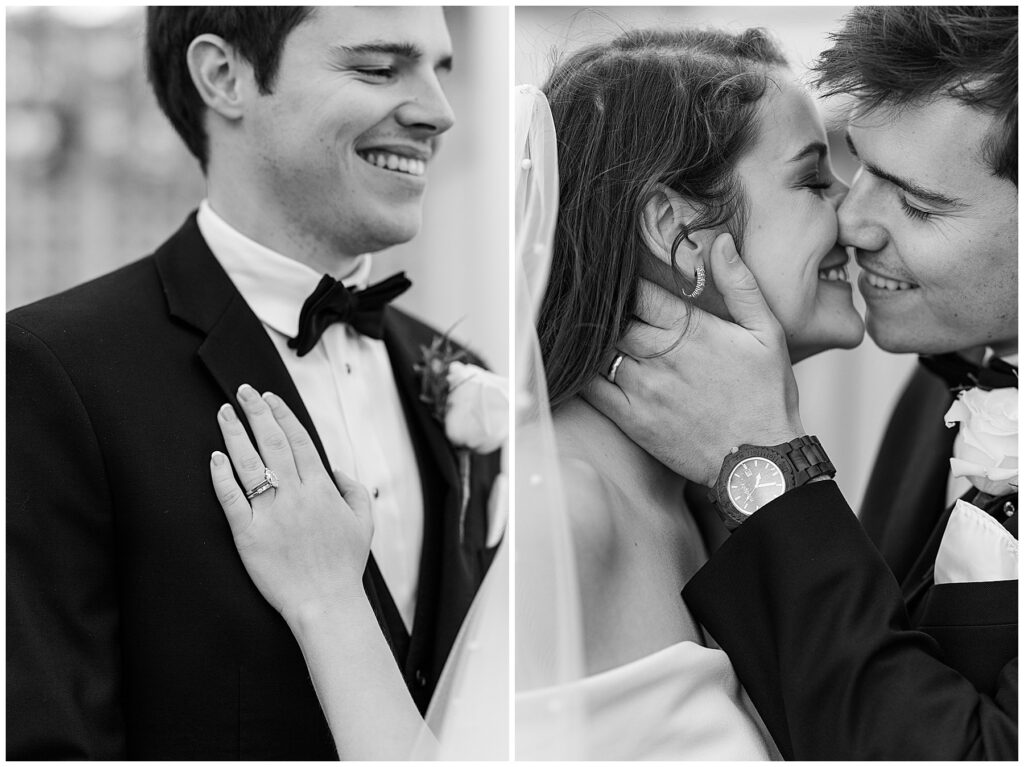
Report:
262,392,280,407
724,234,739,263
237,384,257,402
211,451,227,466
219,403,236,421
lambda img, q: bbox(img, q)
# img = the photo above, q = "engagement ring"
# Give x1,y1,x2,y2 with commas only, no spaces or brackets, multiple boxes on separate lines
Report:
244,467,280,500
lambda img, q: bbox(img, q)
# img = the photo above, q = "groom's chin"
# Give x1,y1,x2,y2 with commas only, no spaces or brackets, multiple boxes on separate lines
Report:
352,209,423,252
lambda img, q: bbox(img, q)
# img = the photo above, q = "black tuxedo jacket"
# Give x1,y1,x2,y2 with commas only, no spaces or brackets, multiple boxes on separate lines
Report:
683,366,1017,760
7,214,500,759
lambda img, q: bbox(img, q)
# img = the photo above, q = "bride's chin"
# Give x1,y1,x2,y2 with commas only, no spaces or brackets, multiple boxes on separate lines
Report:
786,315,866,364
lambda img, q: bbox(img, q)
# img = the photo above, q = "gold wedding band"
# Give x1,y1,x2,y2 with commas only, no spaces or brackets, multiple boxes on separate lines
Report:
608,354,625,384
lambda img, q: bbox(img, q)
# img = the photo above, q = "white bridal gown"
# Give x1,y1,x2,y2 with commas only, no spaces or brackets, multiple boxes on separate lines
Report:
517,641,778,760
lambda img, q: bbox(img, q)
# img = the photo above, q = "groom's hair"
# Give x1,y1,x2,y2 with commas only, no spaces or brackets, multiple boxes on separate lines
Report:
538,28,787,410
146,7,315,173
814,6,1017,185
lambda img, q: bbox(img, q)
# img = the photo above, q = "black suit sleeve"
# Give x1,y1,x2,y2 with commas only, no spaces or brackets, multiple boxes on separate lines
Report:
7,321,126,758
683,480,1017,760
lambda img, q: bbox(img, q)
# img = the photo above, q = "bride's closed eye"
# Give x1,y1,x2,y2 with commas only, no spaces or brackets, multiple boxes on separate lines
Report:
797,172,835,196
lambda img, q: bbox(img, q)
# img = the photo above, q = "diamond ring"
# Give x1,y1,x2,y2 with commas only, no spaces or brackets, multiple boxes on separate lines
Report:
244,467,280,501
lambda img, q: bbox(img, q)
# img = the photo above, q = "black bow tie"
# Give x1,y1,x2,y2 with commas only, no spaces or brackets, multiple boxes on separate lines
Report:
919,352,1018,392
288,272,411,356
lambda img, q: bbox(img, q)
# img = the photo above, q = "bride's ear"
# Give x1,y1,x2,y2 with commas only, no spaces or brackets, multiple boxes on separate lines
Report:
639,184,713,278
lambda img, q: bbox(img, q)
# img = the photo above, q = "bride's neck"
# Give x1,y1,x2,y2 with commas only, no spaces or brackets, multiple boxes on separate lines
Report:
553,395,687,505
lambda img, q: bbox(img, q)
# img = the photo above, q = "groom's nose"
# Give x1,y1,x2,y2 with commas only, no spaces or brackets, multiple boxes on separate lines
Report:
395,72,456,136
836,167,887,252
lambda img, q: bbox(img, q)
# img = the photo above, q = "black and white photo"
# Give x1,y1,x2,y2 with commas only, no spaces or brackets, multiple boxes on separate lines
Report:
515,5,1017,760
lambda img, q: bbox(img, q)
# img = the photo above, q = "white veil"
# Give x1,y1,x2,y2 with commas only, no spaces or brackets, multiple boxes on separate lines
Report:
513,84,588,760
415,538,509,759
409,84,586,760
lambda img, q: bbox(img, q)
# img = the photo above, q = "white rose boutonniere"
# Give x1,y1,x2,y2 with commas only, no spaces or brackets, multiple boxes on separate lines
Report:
416,333,509,543
445,361,510,453
944,387,1018,497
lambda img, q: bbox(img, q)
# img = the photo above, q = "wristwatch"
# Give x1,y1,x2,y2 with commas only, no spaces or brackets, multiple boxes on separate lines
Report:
710,435,835,530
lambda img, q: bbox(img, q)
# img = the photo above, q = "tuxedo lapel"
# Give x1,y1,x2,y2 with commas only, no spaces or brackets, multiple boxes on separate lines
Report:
382,314,461,504
153,214,409,663
381,316,458,644
860,366,958,582
901,505,953,621
382,311,488,709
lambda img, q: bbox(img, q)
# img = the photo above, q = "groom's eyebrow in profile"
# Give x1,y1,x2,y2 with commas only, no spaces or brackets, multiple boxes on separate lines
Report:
845,132,964,208
330,41,454,71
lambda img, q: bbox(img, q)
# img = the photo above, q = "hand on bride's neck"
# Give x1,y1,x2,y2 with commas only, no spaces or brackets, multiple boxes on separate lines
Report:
553,395,689,505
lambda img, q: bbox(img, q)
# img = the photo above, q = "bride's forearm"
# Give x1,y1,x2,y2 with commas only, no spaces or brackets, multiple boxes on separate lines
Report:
286,596,435,760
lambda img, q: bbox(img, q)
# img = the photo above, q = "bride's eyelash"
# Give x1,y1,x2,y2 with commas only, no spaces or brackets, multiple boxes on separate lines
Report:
799,175,833,194
899,196,933,222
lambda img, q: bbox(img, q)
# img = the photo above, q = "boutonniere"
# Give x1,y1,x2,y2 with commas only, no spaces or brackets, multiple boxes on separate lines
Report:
944,386,1018,498
416,332,510,542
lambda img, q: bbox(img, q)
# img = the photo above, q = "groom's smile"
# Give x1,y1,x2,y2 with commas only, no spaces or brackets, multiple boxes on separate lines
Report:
854,254,918,294
355,145,432,178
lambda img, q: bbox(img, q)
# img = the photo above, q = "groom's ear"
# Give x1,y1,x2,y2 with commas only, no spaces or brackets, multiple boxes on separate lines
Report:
639,184,714,276
186,34,250,122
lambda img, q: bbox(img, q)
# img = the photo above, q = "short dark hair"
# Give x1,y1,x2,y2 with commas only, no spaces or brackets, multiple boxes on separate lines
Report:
538,28,787,410
146,7,315,172
813,6,1017,185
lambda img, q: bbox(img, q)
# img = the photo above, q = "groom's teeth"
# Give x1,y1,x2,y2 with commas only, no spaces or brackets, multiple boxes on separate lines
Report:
818,265,849,282
865,271,914,291
358,151,426,176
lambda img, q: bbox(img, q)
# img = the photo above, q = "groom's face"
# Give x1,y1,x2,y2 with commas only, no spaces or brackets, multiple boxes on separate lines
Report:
838,99,1017,355
244,7,455,257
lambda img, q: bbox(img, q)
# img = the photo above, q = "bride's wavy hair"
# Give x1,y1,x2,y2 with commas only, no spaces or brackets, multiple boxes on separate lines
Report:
538,28,787,410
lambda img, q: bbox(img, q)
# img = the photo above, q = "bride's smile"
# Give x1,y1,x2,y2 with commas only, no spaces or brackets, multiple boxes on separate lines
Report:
712,72,865,362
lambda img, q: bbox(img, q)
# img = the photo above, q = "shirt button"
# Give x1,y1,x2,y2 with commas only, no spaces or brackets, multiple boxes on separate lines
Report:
414,669,427,688
345,363,352,374
372,487,380,499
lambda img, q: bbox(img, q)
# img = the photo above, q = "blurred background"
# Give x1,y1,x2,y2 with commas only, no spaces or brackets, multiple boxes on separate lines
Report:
7,6,509,373
517,6,919,512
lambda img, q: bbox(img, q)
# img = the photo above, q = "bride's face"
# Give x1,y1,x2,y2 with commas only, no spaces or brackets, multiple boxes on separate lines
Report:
728,72,865,361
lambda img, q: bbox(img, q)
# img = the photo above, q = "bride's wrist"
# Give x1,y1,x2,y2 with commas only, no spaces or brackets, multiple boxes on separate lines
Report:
282,589,370,637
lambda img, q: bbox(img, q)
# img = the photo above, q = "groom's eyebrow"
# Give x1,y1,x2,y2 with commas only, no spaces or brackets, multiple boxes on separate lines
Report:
330,41,454,72
845,132,964,208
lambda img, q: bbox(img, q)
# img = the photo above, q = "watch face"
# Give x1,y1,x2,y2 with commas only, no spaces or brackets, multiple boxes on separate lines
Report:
727,457,786,515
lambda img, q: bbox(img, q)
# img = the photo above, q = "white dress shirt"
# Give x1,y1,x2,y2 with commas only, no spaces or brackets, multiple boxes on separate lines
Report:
197,201,423,630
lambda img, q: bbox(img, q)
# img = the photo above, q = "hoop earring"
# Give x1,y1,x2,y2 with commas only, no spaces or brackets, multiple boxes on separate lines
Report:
679,263,706,300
